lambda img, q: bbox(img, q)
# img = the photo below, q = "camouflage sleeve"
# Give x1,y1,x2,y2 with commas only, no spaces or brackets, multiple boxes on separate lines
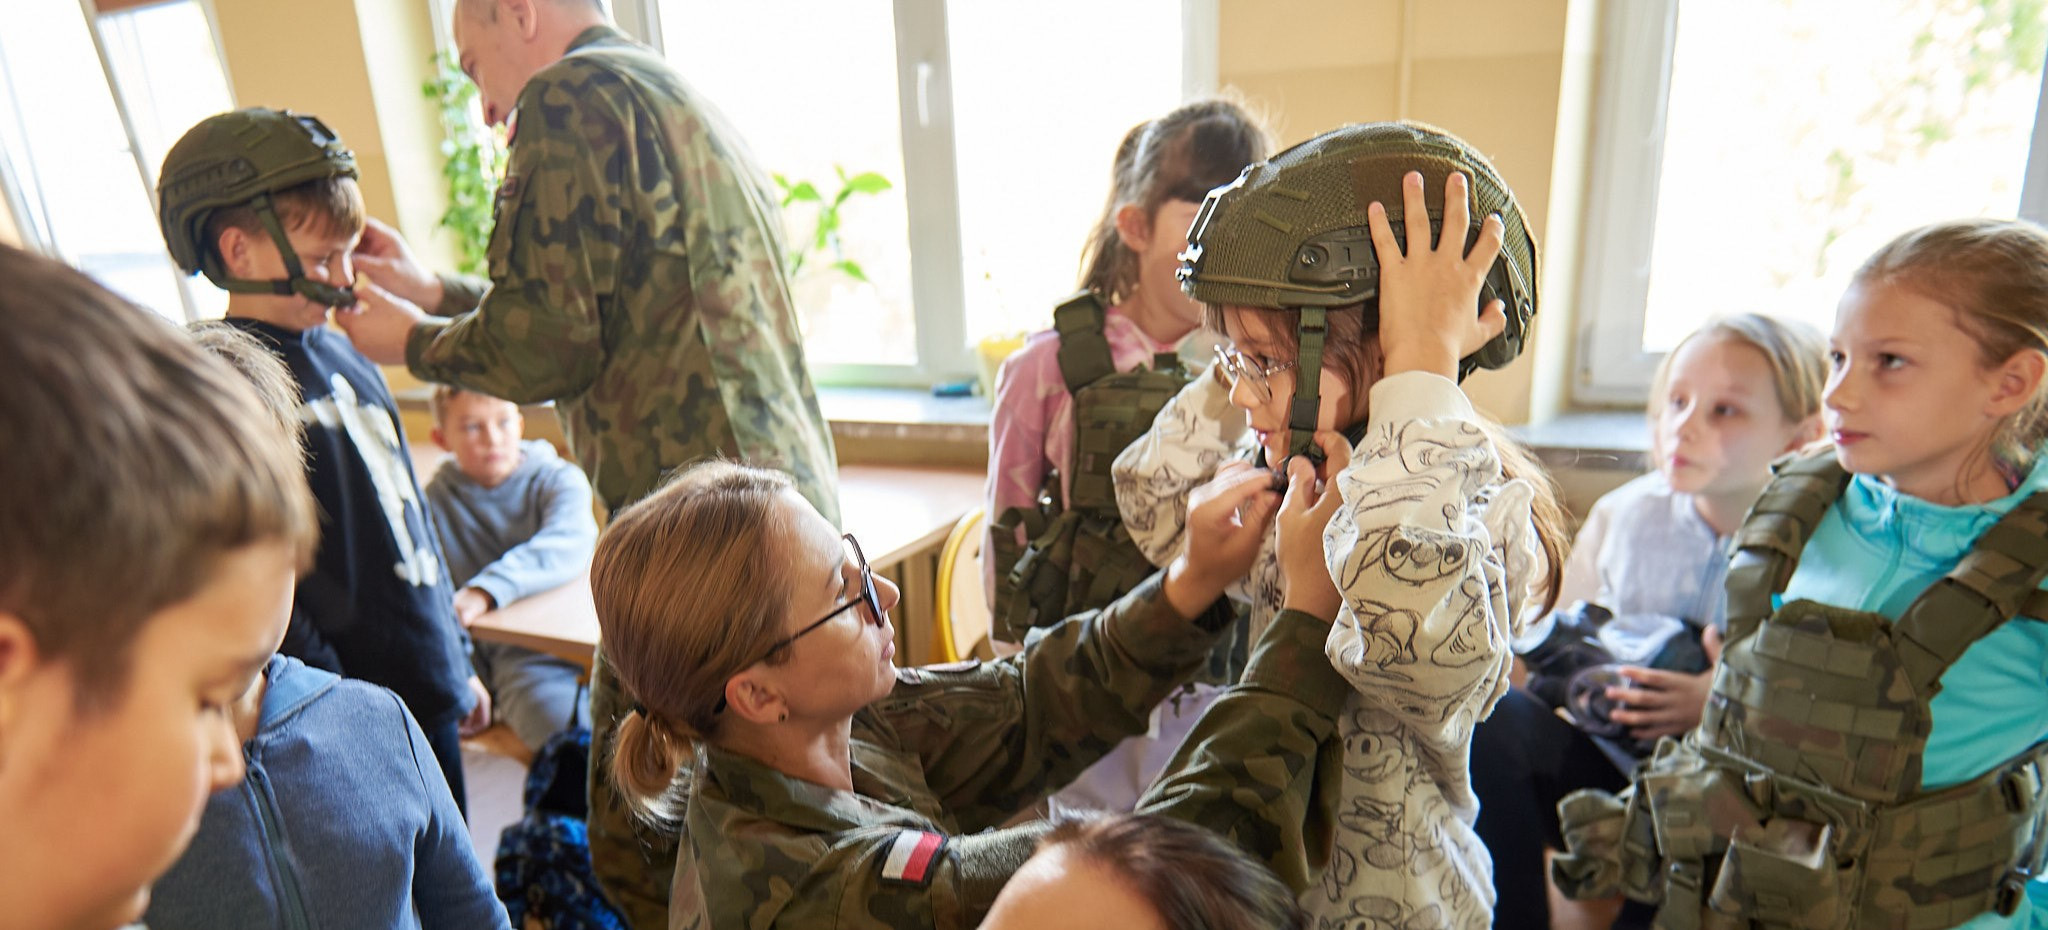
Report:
1135,608,1350,893
1112,361,1258,567
1323,371,1544,746
402,61,621,404
432,272,487,318
872,571,1233,830
726,821,1052,929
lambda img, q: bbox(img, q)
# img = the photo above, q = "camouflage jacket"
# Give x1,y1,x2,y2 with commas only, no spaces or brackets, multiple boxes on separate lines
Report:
1115,368,1549,928
671,572,1234,929
412,25,839,520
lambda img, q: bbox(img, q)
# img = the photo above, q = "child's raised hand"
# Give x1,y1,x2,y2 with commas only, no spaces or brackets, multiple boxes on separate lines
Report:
1277,431,1350,622
1161,461,1282,618
1367,170,1508,380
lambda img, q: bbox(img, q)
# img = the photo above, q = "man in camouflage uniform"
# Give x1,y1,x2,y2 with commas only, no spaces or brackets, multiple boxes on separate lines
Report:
337,1,838,925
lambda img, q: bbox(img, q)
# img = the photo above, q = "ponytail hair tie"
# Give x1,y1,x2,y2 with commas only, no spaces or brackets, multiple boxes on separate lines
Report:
629,701,648,718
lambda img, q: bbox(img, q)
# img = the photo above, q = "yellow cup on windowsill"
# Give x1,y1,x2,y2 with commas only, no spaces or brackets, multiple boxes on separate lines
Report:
974,331,1028,398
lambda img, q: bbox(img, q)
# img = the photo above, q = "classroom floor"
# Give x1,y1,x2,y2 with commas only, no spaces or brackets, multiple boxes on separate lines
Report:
462,741,529,866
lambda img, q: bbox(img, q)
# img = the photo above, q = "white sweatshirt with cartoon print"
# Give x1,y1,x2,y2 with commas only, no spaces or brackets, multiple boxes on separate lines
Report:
1113,364,1544,929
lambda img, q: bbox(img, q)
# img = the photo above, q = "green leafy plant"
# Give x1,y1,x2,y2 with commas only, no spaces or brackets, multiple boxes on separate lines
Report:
423,52,507,276
773,165,892,284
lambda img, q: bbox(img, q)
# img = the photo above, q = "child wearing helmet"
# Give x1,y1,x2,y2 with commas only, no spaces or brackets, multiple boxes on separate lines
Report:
156,108,485,808
1121,121,1570,928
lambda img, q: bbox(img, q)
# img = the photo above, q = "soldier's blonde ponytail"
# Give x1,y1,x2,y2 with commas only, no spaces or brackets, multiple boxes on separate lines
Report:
592,461,804,824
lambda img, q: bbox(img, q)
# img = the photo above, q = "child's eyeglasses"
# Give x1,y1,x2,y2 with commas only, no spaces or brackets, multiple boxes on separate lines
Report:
1214,345,1300,405
715,534,882,713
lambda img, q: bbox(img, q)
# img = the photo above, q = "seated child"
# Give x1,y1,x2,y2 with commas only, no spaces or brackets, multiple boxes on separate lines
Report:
981,813,1307,930
425,385,599,752
0,245,315,930
1483,312,1825,928
156,107,481,807
144,324,509,930
1557,219,2048,930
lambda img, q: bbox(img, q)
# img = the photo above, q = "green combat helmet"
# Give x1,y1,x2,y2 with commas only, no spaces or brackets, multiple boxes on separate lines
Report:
1178,120,1538,464
157,108,359,307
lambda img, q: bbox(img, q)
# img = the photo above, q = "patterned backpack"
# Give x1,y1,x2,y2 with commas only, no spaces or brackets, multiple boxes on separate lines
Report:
494,726,627,930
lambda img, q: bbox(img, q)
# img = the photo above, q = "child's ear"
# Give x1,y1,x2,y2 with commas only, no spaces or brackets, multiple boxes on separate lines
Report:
1113,203,1152,254
0,613,42,753
217,226,255,278
430,424,446,450
1988,348,2048,418
723,672,786,727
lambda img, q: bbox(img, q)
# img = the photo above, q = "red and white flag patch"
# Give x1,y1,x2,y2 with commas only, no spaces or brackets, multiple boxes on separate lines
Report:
878,830,947,886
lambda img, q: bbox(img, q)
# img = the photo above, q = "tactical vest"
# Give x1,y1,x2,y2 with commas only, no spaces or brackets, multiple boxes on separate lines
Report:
988,292,1192,644
1554,451,2048,930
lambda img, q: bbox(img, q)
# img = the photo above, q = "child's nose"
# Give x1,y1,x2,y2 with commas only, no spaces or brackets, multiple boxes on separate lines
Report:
206,717,246,793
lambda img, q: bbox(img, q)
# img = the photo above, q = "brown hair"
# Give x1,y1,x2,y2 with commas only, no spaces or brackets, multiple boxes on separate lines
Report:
0,245,317,711
1202,302,1570,612
204,175,367,256
1851,218,2048,477
428,383,511,423
1646,313,1827,464
1035,813,1307,930
187,321,306,453
597,461,804,824
1077,99,1272,306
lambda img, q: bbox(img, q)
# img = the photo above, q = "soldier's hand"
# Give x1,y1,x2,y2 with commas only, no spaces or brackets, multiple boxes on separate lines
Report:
1162,462,1280,618
1368,170,1508,380
1277,432,1348,622
335,278,429,365
1605,666,1713,740
353,217,445,309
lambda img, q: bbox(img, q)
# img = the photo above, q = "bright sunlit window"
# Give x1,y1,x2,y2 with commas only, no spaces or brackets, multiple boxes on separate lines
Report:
653,0,1200,384
0,0,235,322
1576,0,2048,402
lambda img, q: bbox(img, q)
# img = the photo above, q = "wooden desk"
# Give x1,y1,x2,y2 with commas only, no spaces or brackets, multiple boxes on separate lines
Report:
467,463,985,667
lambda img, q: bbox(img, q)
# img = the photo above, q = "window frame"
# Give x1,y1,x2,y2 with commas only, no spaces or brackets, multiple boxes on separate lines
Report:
0,0,235,323
1571,0,2048,406
619,0,1219,389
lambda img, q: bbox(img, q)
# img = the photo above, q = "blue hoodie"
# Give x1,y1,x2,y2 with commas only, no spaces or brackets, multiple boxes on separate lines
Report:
144,656,510,930
1781,456,2048,930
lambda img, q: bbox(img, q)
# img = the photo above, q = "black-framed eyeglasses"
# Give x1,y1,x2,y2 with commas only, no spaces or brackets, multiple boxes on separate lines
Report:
714,534,881,713
1214,345,1299,404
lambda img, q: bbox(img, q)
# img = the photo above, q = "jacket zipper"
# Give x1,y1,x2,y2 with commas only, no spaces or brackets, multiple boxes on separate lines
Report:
1868,498,1906,612
247,755,314,930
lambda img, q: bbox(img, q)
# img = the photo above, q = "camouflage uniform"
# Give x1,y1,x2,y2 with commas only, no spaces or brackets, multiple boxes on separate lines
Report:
404,26,840,930
671,572,1235,929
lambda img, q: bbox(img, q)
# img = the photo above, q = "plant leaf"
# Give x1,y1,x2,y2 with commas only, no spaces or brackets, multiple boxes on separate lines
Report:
832,259,869,283
843,172,892,195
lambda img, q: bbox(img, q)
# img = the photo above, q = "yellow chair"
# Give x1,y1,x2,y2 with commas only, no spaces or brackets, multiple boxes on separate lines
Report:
932,507,995,663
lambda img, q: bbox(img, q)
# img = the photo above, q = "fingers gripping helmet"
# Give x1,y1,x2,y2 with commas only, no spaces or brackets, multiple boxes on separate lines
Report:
1178,121,1539,462
157,108,360,307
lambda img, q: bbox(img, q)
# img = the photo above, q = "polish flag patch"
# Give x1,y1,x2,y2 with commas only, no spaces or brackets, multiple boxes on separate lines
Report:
879,830,947,886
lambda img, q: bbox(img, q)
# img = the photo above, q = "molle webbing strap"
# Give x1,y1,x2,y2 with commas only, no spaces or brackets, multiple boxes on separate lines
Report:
1723,451,1851,644
1892,491,2048,696
1288,306,1327,462
1064,362,1185,513
1053,293,1115,395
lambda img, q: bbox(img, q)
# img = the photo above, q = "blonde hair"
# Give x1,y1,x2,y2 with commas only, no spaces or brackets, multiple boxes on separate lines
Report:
1201,302,1572,613
1851,218,2048,475
188,321,307,454
1647,312,1828,429
428,383,512,423
596,461,804,824
1077,98,1272,306
0,245,317,712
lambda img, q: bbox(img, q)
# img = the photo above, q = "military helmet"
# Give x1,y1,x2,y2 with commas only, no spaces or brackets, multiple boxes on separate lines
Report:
157,108,359,306
1179,120,1538,378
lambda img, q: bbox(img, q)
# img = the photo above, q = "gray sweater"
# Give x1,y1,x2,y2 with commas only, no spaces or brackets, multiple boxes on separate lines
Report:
425,440,598,606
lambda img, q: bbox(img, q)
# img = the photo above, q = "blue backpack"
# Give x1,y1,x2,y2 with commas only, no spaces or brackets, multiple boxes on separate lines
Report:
494,727,626,930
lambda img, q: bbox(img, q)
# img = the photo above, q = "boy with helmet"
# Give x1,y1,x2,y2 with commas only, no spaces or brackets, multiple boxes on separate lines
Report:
1121,121,1569,928
157,108,484,808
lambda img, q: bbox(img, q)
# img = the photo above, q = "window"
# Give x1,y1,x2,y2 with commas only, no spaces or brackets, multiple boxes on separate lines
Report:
639,0,1214,385
1574,0,2048,404
0,0,235,322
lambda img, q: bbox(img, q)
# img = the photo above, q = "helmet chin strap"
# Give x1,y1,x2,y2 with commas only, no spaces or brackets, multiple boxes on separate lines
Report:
202,192,358,309
1286,306,1329,466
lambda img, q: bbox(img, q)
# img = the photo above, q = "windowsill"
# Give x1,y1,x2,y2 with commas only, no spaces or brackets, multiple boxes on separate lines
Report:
1510,410,1650,474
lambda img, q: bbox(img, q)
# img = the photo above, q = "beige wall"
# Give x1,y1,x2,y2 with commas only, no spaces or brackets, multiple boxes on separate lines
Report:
1216,0,1581,424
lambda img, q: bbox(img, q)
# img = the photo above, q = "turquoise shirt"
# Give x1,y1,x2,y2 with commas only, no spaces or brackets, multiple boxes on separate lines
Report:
1781,455,2048,930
